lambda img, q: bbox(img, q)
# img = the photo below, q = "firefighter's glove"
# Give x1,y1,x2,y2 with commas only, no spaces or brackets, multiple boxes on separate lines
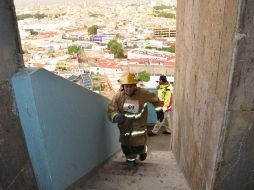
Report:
156,110,164,122
113,113,126,125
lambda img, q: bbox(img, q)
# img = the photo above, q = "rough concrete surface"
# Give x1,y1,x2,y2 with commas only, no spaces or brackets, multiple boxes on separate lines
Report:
0,81,37,190
214,0,254,189
214,111,254,190
173,0,249,189
0,1,37,189
67,129,190,190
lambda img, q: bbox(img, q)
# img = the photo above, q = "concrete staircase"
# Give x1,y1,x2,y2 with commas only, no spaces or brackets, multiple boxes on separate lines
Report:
68,131,190,190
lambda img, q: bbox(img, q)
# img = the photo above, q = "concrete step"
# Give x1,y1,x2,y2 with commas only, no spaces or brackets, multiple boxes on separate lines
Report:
67,133,190,190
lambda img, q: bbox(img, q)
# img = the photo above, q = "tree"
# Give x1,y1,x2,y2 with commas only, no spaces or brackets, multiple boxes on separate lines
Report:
107,39,118,49
56,61,69,71
107,40,124,58
87,25,99,35
144,44,176,53
34,13,47,19
145,46,153,49
17,13,47,20
153,5,173,10
138,71,150,82
29,29,38,35
156,12,176,19
67,45,80,55
110,43,124,58
17,13,33,20
168,44,175,53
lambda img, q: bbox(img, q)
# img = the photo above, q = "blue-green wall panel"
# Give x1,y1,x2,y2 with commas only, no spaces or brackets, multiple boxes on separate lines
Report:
147,88,158,124
12,68,120,190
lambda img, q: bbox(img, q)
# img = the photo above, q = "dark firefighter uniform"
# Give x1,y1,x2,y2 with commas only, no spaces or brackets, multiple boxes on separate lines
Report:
108,72,163,162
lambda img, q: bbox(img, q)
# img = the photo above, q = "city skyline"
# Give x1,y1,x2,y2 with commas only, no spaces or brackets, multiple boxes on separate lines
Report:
14,0,176,8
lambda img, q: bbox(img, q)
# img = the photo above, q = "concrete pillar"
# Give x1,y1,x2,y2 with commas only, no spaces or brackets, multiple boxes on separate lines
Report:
173,0,254,189
0,0,37,189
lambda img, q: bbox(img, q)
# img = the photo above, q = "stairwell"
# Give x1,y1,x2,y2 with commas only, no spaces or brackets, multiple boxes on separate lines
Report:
67,130,189,190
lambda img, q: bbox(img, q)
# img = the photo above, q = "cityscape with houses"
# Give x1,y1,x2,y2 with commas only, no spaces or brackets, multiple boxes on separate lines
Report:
15,0,176,98
3,0,252,189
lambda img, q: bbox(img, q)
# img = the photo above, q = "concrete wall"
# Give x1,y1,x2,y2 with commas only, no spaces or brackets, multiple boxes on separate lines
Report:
214,0,254,189
12,68,120,190
173,0,254,189
0,0,37,189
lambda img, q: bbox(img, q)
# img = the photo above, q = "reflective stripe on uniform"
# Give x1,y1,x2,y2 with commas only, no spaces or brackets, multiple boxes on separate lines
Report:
155,106,162,111
111,112,118,121
123,129,147,136
132,130,147,136
127,158,136,162
123,132,131,136
124,103,148,119
125,112,142,119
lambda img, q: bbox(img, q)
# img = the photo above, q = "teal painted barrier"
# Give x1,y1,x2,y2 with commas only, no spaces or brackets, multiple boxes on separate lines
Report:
12,68,120,190
147,88,158,124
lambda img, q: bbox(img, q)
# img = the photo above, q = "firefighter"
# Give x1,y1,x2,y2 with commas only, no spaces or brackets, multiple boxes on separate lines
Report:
108,71,164,163
148,75,173,136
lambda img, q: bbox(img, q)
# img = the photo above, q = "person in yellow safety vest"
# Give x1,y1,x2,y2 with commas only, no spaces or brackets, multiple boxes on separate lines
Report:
108,72,164,163
148,75,173,136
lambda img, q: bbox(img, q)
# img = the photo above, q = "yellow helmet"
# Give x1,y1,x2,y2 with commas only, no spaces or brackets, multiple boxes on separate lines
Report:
119,72,138,85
